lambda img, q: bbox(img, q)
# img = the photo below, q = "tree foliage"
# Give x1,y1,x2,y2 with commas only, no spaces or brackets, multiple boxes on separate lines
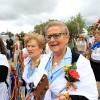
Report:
34,19,58,36
65,13,86,38
6,31,14,36
34,13,86,39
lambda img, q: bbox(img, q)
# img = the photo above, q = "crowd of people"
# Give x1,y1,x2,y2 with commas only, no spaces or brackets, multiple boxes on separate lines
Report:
0,20,100,100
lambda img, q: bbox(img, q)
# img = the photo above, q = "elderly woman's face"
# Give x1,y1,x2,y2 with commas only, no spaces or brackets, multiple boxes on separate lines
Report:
26,39,42,59
46,26,69,53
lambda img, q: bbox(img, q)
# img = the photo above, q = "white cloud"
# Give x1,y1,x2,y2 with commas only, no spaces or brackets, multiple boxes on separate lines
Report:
0,0,100,33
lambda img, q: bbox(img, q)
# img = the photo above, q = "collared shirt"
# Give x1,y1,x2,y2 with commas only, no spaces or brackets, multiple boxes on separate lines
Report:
45,46,72,84
45,46,72,99
27,61,37,79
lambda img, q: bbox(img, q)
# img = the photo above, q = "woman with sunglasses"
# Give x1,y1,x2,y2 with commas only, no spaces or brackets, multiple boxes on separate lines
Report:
75,34,87,55
42,21,98,100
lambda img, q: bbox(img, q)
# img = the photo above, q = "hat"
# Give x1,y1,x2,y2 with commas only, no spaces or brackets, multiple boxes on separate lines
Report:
0,54,9,68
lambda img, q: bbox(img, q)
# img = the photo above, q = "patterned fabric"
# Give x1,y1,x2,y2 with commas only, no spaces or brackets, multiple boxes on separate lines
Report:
92,42,100,50
91,42,100,61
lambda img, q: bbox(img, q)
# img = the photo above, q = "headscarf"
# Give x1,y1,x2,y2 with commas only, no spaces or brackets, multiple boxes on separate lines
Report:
0,54,9,68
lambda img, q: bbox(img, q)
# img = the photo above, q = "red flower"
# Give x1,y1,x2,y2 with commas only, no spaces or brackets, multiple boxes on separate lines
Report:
68,69,80,79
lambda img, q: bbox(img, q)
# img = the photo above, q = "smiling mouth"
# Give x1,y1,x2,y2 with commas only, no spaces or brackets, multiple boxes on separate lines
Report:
29,52,34,54
51,43,59,47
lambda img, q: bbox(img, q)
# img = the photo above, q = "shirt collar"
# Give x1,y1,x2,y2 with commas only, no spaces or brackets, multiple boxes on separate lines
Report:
49,46,72,61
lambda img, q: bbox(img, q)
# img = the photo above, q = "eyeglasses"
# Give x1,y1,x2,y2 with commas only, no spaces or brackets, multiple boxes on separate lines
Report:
45,33,66,41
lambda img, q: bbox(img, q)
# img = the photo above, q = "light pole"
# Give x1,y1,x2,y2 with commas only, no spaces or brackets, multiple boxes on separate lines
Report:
76,23,80,35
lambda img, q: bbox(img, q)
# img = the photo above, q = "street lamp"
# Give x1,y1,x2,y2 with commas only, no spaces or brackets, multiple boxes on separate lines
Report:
76,23,80,35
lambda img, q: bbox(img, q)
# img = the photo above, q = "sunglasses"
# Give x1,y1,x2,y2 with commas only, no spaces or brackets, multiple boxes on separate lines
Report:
45,33,66,41
79,37,83,38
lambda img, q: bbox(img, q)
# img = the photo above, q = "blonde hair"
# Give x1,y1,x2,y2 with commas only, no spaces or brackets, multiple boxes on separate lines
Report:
45,21,69,34
25,33,46,53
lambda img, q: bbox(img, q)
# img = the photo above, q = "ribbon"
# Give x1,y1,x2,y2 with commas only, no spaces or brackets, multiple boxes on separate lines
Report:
66,82,77,91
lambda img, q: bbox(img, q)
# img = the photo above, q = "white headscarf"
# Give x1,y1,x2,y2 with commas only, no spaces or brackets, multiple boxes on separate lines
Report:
0,54,9,99
0,54,9,68
44,54,98,100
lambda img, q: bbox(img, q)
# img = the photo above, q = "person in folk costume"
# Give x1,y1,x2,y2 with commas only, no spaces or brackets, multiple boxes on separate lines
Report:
12,34,23,99
9,65,18,100
13,34,22,69
16,33,29,99
14,50,25,100
17,33,29,81
22,33,29,60
0,38,10,100
34,21,98,100
90,30,100,99
17,47,29,99
19,33,46,99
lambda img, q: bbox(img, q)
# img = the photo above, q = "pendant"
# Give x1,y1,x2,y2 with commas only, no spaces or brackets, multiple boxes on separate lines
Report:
54,62,58,66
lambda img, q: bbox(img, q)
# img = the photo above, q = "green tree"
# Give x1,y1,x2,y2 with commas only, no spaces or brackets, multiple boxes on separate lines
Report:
34,23,45,36
65,13,86,37
6,31,14,36
65,13,86,49
34,19,57,36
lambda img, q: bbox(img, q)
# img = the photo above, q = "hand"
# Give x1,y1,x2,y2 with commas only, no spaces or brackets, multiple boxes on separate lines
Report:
26,93,34,100
56,95,67,100
18,80,23,86
83,50,88,57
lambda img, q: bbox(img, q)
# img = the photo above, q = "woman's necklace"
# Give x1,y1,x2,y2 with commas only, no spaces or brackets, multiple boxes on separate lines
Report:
30,59,40,70
54,62,58,66
52,56,62,69
48,58,62,80
27,59,40,78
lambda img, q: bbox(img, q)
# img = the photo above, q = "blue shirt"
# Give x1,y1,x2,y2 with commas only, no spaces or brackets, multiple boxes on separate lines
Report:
45,47,72,99
27,60,37,79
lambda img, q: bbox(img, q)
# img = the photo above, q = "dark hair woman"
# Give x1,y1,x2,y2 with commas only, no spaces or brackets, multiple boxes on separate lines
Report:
0,37,10,99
